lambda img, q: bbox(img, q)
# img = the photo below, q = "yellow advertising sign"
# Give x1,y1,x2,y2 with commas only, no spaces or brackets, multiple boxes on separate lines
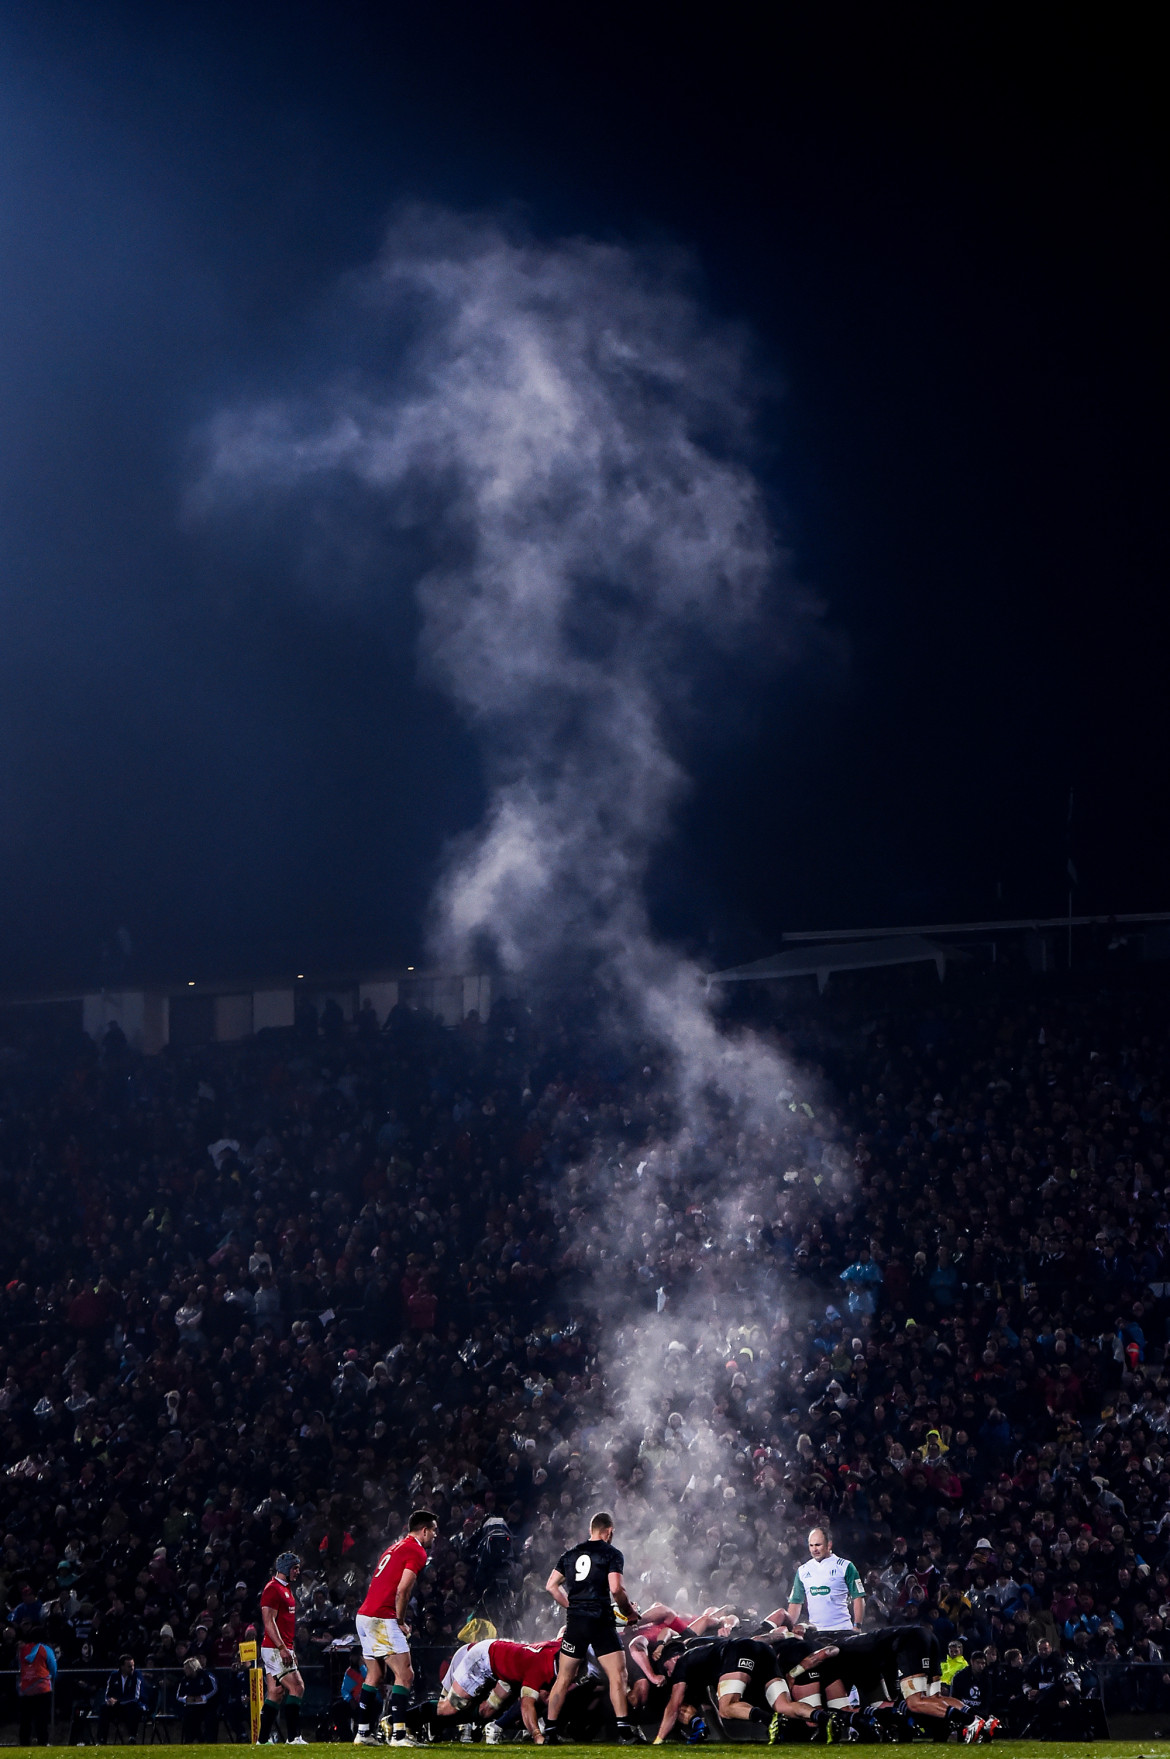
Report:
239,1640,263,1742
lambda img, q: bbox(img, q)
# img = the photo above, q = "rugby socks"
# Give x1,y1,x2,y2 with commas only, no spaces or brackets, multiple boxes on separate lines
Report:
389,1684,411,1735
283,1696,303,1740
259,1702,279,1744
359,1685,381,1730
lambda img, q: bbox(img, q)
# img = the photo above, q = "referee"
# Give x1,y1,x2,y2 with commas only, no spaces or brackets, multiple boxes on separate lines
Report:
543,1511,639,1745
785,1527,865,1635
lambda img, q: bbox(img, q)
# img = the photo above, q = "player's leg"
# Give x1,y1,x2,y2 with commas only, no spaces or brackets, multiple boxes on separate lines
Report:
279,1664,307,1743
599,1649,630,1720
715,1669,758,1722
543,1653,581,1741
437,1643,487,1724
436,1685,472,1719
259,1670,285,1744
354,1617,388,1743
765,1677,824,1726
384,1642,417,1745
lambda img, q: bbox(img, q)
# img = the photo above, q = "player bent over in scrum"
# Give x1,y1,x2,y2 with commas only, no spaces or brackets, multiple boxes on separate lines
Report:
626,1606,735,1714
711,1637,844,1738
649,1636,841,1744
814,1625,996,1743
478,1640,561,1744
435,1638,496,1732
433,1638,560,1743
544,1511,640,1745
354,1508,439,1747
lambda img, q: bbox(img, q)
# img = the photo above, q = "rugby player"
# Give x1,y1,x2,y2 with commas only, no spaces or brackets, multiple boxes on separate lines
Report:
258,1552,307,1745
434,1637,560,1743
544,1511,639,1745
648,1634,839,1743
354,1508,439,1747
626,1605,734,1711
808,1624,996,1742
480,1639,562,1742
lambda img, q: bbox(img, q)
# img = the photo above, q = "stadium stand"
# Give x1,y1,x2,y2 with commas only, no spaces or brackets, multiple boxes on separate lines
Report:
1,969,1169,1738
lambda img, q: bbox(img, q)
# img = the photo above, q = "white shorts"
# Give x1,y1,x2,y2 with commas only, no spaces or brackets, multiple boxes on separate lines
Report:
261,1646,300,1679
445,1641,494,1702
357,1612,411,1658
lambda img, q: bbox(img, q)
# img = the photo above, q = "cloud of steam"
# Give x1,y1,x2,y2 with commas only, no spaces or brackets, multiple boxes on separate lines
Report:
197,208,847,1610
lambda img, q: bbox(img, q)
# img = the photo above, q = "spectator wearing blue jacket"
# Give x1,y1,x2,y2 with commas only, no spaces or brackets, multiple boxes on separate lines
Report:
98,1655,146,1743
840,1248,883,1316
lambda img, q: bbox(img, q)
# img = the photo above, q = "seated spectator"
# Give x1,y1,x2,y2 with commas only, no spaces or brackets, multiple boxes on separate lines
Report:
175,1655,219,1741
97,1654,146,1743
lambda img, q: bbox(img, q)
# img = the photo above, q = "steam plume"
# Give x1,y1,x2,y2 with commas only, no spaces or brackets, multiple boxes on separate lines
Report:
198,209,844,1609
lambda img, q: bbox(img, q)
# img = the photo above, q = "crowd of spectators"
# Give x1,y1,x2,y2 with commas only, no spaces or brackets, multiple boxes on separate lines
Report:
1,963,1168,1732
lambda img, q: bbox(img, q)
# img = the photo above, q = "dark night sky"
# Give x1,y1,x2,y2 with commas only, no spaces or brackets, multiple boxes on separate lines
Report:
0,3,1164,987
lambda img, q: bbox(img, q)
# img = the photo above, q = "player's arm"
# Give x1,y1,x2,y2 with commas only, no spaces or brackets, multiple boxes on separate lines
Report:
608,1570,638,1622
518,1687,544,1743
652,1679,687,1744
394,1567,418,1627
261,1604,290,1661
798,1645,839,1673
545,1568,569,1610
687,1605,733,1635
481,1681,515,1720
760,1607,796,1633
845,1561,865,1628
628,1635,663,1685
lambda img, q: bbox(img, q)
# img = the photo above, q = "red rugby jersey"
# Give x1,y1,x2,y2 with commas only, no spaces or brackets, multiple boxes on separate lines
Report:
359,1533,428,1618
260,1577,297,1649
487,1639,559,1692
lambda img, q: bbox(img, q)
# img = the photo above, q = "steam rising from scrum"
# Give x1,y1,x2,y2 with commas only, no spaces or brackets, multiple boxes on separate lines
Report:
198,208,843,1607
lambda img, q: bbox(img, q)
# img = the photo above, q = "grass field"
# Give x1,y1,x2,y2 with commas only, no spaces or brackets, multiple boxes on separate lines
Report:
8,1746,1170,1758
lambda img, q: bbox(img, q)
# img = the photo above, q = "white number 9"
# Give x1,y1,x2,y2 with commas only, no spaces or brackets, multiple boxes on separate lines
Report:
575,1555,592,1581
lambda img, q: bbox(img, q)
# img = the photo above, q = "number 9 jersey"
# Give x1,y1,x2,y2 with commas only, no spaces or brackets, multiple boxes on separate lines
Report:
555,1539,624,1616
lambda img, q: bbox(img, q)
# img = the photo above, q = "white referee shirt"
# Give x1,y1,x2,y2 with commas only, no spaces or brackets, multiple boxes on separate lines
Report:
788,1553,864,1630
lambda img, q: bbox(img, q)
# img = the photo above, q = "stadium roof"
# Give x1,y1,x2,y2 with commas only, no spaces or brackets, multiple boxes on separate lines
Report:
710,934,960,992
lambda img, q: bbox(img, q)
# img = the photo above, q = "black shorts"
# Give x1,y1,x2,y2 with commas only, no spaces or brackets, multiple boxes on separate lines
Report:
717,1632,781,1702
888,1627,939,1691
561,1612,622,1660
718,1639,779,1698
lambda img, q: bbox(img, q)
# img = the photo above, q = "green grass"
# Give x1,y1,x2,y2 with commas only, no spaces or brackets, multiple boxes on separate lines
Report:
10,1746,1170,1758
